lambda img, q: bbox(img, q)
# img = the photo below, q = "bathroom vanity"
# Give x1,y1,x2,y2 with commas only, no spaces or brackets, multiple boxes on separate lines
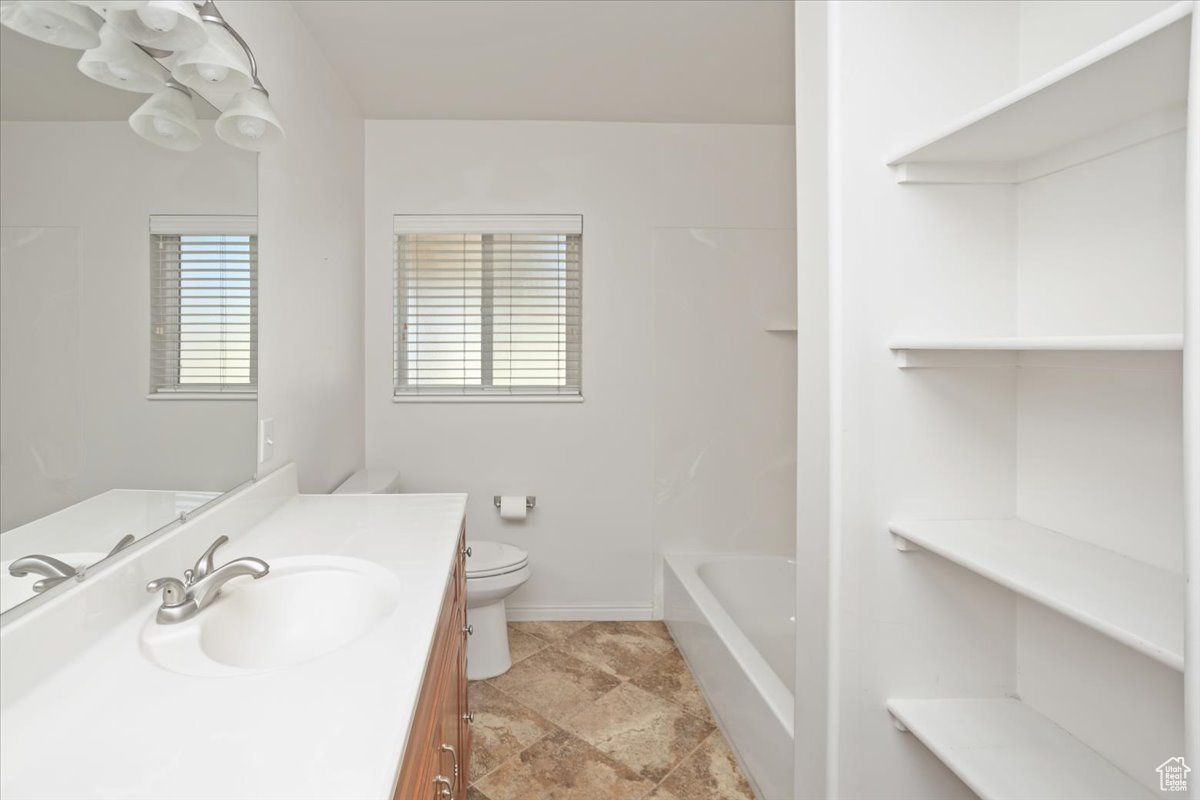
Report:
393,528,470,800
0,466,471,800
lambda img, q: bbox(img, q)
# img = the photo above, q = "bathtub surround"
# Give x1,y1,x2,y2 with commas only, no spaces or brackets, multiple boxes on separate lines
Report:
364,120,798,620
468,621,753,800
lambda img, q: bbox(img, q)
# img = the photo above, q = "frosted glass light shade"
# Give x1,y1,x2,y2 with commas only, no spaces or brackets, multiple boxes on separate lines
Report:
69,1,147,10
0,0,102,49
172,22,251,94
129,83,200,151
107,0,204,50
78,22,165,93
215,87,283,151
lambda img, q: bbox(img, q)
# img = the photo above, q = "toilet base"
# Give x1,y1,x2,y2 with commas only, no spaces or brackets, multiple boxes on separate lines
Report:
466,599,512,680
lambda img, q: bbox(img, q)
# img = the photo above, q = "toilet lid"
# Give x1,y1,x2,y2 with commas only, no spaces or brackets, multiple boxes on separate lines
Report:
466,540,529,578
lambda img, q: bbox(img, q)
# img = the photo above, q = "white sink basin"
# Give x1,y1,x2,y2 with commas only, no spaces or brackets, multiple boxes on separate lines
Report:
141,556,400,676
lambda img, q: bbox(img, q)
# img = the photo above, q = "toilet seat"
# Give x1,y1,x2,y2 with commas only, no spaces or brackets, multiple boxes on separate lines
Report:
466,540,529,578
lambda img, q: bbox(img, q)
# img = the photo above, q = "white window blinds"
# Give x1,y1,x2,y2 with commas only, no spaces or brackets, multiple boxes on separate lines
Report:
150,215,257,395
394,215,582,398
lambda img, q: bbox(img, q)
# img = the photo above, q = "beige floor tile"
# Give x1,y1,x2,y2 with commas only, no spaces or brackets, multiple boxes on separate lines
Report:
508,620,592,643
507,626,550,664
631,620,674,641
648,732,755,800
629,649,714,723
466,786,494,800
559,682,714,783
473,728,654,800
559,621,677,681
467,681,557,780
486,647,621,725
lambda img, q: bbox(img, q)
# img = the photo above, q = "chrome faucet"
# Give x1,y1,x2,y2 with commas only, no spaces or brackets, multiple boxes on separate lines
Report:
8,554,78,593
146,535,269,624
9,533,139,593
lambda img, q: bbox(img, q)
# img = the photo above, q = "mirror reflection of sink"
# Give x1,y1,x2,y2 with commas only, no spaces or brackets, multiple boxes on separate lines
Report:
0,553,106,613
141,556,401,676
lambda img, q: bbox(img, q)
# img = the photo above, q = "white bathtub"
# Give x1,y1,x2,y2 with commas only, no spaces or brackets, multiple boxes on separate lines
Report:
664,554,795,800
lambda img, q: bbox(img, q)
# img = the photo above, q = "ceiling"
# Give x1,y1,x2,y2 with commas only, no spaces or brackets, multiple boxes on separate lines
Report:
292,0,795,124
0,26,217,121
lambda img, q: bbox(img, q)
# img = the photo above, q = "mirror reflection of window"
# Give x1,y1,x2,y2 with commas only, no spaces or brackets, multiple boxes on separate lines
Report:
149,216,258,397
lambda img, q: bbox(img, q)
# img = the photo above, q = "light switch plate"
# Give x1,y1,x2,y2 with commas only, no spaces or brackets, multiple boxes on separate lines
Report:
258,418,274,464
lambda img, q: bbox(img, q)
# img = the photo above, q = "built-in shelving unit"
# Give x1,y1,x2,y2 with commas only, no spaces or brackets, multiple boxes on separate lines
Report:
886,1,1193,184
885,698,1155,800
870,2,1196,794
889,334,1184,367
889,518,1184,670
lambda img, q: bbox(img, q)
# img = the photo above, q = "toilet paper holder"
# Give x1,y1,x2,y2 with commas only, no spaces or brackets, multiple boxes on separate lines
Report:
494,496,536,510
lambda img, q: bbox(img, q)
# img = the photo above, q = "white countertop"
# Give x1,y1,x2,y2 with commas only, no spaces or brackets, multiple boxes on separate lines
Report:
0,491,467,800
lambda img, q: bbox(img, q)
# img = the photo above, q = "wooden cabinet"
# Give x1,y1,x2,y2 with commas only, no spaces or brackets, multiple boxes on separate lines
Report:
392,527,471,800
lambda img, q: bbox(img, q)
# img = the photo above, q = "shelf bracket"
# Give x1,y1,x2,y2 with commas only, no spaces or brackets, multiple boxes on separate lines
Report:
892,532,922,553
887,710,909,732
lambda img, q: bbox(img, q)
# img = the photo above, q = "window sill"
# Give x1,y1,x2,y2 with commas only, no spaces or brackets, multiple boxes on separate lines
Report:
146,392,257,401
392,394,584,404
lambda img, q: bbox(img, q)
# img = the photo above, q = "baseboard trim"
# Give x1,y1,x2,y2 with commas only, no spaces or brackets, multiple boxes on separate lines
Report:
505,603,654,622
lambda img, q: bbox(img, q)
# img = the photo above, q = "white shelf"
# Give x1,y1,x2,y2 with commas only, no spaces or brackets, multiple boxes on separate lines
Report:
886,1,1193,184
889,334,1183,367
889,518,1184,670
886,698,1155,800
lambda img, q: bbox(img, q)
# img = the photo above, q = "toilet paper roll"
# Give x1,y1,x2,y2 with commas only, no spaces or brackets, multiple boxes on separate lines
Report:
499,495,527,521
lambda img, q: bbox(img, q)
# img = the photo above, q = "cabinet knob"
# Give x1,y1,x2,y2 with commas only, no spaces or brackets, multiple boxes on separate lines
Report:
463,711,475,723
463,624,473,636
464,545,472,558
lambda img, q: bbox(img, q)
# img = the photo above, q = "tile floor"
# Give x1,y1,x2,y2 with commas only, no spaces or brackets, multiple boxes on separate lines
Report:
467,621,756,800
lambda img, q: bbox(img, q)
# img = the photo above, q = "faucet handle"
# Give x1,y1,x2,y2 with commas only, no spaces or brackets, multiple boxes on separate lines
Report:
147,577,188,607
106,534,136,558
192,535,230,582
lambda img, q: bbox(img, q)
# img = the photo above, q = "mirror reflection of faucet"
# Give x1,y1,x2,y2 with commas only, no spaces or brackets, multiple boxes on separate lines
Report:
146,535,269,624
7,532,140,593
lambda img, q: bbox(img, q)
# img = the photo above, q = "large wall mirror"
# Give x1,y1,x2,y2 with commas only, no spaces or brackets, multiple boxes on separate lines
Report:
0,24,258,618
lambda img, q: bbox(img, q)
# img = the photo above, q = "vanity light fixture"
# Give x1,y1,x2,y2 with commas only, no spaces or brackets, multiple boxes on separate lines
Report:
128,79,201,151
215,85,282,151
105,0,204,51
0,0,102,49
77,21,166,92
171,14,251,94
2,0,283,152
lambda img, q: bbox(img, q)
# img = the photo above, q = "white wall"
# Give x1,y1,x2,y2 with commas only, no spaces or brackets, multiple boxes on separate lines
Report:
0,123,256,531
793,2,831,797
1018,0,1178,81
364,120,795,618
219,0,366,494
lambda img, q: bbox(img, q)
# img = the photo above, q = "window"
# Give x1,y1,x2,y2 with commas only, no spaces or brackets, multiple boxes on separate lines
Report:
150,215,257,396
393,215,582,399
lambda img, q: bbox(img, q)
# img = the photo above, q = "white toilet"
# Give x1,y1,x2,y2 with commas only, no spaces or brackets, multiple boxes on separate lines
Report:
465,540,530,680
